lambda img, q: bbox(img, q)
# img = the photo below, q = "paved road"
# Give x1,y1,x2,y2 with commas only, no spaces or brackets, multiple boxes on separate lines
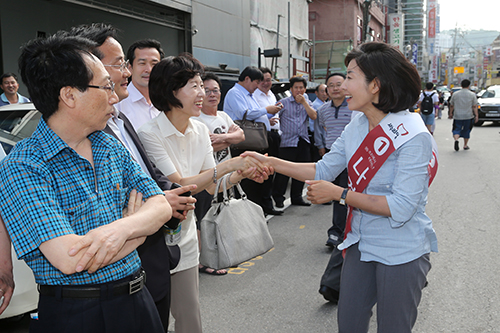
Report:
3,117,500,332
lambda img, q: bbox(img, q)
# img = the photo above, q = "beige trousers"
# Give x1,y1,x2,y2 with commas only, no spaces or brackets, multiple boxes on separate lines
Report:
170,266,202,333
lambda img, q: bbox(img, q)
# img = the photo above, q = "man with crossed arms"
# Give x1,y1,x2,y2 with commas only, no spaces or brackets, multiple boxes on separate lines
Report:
0,34,169,332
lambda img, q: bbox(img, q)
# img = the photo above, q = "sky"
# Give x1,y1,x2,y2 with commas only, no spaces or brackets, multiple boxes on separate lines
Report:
438,0,500,32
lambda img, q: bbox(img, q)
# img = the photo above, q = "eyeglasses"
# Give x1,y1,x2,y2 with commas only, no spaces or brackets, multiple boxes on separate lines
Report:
205,88,221,95
87,81,115,94
104,60,130,73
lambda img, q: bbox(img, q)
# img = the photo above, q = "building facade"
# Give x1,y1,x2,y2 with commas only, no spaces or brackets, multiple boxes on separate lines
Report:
308,0,386,82
0,0,192,96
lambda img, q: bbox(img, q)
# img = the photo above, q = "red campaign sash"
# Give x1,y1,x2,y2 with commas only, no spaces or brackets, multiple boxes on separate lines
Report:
344,111,438,241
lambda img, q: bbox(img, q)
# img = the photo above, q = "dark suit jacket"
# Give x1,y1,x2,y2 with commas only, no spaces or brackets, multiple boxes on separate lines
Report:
103,112,180,302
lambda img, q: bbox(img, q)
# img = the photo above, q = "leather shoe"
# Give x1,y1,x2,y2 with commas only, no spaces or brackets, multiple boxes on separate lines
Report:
325,238,337,248
274,201,284,208
291,200,311,206
264,208,283,216
319,285,339,303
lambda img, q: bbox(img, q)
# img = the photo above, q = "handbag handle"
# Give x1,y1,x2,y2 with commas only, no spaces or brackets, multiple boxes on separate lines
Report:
211,173,247,205
221,174,247,201
239,110,249,125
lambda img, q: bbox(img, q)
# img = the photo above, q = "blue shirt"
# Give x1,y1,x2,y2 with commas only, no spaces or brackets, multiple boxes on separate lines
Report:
0,92,30,106
223,83,270,131
315,112,438,265
310,98,326,133
279,95,313,147
0,118,163,285
315,99,352,150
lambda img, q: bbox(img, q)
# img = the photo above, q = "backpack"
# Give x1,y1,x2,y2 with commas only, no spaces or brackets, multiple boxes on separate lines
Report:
420,92,435,115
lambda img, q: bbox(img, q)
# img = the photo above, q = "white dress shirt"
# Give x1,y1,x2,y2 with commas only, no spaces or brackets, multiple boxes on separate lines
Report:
137,113,216,273
115,83,161,131
106,107,151,177
254,88,280,131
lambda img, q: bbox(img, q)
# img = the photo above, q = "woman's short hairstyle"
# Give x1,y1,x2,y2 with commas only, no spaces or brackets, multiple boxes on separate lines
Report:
202,72,222,89
344,42,421,113
149,53,204,112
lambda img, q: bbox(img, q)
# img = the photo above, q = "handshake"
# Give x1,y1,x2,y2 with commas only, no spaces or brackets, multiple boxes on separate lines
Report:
233,151,275,183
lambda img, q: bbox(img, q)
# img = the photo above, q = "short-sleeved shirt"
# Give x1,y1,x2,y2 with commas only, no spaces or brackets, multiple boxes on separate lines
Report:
310,98,326,132
279,95,313,147
223,83,270,131
254,88,280,131
316,99,352,150
192,111,235,164
0,118,163,285
138,113,216,273
0,93,30,106
418,90,439,105
450,88,478,120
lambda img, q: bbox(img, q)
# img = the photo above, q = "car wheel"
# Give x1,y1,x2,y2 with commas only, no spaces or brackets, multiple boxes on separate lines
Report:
475,120,484,127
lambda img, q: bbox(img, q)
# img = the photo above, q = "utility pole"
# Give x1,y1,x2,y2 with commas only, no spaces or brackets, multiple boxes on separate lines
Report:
271,14,284,78
362,0,372,43
288,1,291,78
448,25,458,87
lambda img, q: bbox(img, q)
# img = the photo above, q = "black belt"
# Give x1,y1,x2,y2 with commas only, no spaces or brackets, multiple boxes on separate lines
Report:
38,269,146,299
270,129,279,133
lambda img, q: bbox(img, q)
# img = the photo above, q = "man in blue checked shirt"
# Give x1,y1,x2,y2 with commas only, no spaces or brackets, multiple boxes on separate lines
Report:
0,35,171,332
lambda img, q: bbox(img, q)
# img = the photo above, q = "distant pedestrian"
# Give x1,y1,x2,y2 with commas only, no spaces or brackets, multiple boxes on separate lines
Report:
449,79,478,151
417,82,439,133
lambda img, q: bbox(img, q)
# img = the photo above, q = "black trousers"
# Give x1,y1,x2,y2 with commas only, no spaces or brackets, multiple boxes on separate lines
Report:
273,138,311,204
241,130,280,210
308,129,321,162
320,247,344,292
321,167,348,293
327,168,348,241
31,284,164,333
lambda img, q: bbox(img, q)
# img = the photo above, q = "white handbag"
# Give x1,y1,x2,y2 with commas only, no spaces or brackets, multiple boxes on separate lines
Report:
199,174,274,269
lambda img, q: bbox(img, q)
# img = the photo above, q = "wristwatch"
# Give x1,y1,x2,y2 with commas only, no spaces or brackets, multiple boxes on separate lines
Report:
339,188,349,205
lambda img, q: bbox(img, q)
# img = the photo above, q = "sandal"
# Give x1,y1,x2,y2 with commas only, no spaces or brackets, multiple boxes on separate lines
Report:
199,265,228,276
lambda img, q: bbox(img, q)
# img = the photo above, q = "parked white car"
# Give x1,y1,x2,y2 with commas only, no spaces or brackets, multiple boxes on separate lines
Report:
476,85,500,126
0,249,38,319
0,103,40,319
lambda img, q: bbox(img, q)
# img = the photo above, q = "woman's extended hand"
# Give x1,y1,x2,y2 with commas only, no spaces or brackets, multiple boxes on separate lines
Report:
236,153,274,183
239,151,274,174
305,180,341,204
